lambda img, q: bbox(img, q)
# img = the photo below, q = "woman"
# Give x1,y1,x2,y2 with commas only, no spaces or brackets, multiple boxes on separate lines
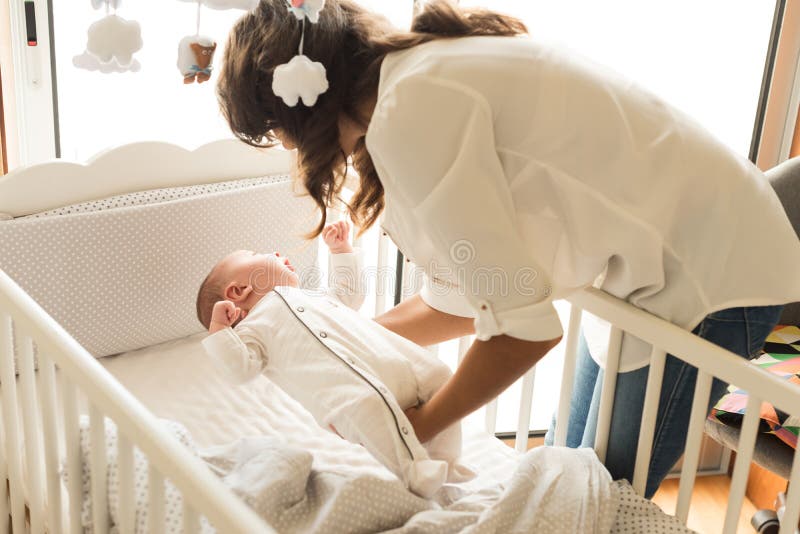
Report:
217,0,800,497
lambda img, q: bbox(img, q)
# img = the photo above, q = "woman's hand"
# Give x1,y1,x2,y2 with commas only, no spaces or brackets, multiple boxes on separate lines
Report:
406,334,562,442
322,220,354,254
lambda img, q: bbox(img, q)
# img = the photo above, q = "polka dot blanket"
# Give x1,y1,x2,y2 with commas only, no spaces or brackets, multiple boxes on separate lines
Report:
66,418,696,533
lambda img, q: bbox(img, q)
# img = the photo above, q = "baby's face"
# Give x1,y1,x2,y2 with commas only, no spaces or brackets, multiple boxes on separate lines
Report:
218,250,300,306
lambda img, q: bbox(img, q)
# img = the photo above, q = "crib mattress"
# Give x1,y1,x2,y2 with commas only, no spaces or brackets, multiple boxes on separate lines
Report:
99,332,520,491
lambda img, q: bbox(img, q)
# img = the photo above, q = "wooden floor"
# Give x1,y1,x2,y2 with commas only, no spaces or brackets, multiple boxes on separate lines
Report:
653,476,757,534
502,437,759,533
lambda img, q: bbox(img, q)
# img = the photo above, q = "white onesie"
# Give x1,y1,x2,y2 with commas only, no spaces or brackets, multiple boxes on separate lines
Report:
201,252,474,498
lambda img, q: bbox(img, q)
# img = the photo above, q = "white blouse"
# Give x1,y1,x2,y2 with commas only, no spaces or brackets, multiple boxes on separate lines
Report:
365,36,800,371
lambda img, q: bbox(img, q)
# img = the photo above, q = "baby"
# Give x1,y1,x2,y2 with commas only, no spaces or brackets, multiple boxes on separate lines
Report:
196,220,474,498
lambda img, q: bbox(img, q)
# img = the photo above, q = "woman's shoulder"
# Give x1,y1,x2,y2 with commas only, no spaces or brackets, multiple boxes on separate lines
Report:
378,35,541,97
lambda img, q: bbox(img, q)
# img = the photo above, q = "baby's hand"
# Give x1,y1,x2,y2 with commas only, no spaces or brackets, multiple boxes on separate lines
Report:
322,220,354,254
209,300,244,333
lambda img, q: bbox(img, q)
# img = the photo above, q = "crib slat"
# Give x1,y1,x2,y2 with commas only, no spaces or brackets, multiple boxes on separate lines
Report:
400,256,415,301
183,501,200,533
484,397,498,435
39,354,64,534
778,444,800,534
632,347,667,496
515,368,536,454
351,223,362,249
117,433,136,534
594,326,623,463
0,315,27,534
61,376,83,534
148,466,166,533
722,394,760,534
675,370,713,521
89,406,110,534
457,336,471,365
0,411,10,534
374,231,390,316
555,305,583,446
18,334,46,534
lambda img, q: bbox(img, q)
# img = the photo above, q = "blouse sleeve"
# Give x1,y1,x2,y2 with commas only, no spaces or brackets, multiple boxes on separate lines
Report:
367,75,563,342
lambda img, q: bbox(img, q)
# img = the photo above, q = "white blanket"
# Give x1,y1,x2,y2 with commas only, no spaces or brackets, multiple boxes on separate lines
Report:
71,419,695,534
203,437,617,533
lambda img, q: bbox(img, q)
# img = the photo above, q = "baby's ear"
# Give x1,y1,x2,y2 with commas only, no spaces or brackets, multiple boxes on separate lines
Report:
224,282,253,303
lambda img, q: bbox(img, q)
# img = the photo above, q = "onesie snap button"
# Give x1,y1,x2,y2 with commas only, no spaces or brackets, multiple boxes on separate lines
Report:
348,358,356,364
319,331,327,338
402,427,409,435
297,306,305,312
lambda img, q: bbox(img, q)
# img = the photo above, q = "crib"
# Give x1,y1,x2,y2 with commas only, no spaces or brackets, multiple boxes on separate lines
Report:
0,139,798,534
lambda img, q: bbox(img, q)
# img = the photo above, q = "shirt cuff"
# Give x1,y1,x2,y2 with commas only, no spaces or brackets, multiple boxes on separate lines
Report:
419,276,474,318
201,327,262,384
329,247,362,272
473,299,564,342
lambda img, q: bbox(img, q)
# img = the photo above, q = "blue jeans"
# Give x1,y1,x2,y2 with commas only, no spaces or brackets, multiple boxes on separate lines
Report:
544,305,784,498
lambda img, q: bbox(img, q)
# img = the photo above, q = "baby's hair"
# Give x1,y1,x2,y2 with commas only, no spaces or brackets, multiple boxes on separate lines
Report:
196,266,225,329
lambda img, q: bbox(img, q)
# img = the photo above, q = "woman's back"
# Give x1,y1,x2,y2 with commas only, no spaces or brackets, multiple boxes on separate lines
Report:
368,35,800,369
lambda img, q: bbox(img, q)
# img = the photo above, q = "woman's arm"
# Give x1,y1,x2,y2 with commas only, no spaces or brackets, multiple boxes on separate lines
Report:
406,333,561,443
376,295,562,442
374,294,475,346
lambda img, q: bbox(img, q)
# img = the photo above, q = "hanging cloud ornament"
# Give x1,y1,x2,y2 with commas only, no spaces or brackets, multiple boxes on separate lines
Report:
175,0,258,11
271,0,329,107
91,0,122,9
288,0,325,23
85,15,143,67
73,51,141,73
272,55,329,107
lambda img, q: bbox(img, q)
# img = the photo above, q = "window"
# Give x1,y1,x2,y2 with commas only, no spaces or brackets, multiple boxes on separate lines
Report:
460,0,776,157
50,1,413,162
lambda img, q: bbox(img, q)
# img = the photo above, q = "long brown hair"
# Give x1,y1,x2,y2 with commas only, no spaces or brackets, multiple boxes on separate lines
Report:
217,0,526,237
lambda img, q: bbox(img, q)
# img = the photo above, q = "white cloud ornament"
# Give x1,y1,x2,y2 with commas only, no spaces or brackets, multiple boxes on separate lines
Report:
289,0,325,23
91,0,122,9
176,0,258,11
72,51,141,73
85,15,142,68
272,54,329,107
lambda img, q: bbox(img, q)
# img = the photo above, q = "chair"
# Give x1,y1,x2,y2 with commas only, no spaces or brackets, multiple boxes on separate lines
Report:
703,156,800,533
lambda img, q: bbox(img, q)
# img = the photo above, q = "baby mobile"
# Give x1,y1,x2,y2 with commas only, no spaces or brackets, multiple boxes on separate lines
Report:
73,0,257,81
73,0,143,73
178,0,258,84
176,0,258,84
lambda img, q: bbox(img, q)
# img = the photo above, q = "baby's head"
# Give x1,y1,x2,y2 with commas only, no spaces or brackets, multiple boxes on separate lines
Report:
196,250,299,329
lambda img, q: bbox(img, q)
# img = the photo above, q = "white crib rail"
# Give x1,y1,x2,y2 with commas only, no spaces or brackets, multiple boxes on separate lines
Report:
567,287,800,534
386,228,800,532
0,269,274,533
